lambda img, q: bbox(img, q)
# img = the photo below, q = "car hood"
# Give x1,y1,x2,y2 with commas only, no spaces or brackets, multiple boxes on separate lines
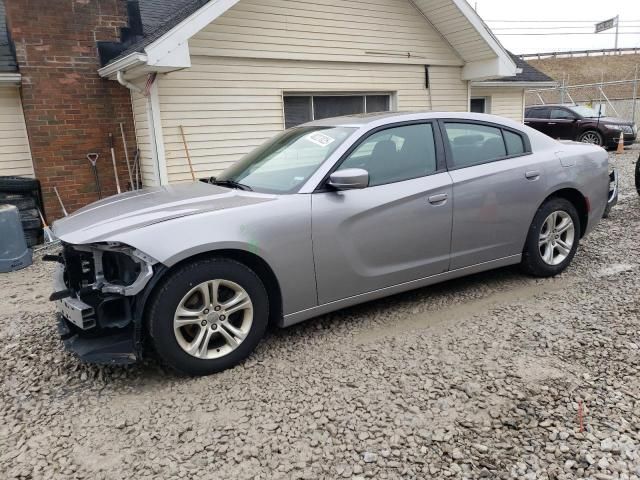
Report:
593,116,633,125
52,182,276,245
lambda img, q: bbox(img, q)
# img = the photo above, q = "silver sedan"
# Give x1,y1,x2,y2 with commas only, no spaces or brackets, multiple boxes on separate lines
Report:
51,112,612,375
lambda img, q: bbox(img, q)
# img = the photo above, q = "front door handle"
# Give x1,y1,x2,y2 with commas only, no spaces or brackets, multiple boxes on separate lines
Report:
428,193,448,204
525,170,540,180
548,122,557,125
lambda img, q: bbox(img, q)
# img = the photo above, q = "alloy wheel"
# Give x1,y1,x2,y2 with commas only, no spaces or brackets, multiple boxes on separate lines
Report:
580,132,601,145
538,211,575,266
173,279,253,359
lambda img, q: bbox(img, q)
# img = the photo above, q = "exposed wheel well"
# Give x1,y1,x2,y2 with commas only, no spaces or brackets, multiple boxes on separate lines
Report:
151,249,283,329
544,188,589,237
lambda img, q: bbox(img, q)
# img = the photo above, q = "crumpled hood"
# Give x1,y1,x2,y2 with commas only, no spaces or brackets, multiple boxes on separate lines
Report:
52,182,276,245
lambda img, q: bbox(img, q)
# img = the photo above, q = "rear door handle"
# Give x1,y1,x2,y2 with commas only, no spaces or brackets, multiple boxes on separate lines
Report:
428,193,448,204
525,170,540,180
547,122,556,125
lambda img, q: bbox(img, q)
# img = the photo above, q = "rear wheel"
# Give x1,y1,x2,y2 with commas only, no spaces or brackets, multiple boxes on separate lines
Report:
578,130,603,147
521,198,580,277
147,257,269,376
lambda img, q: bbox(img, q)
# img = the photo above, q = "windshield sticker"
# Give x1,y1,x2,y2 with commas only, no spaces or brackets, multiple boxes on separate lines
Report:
306,132,335,147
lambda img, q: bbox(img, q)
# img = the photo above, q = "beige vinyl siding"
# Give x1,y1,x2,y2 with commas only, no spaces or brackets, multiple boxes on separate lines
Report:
429,66,469,111
191,0,462,66
130,89,159,187
471,86,525,122
0,86,34,177
158,57,468,183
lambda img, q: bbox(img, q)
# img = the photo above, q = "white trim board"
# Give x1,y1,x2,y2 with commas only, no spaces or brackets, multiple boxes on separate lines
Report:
0,73,21,84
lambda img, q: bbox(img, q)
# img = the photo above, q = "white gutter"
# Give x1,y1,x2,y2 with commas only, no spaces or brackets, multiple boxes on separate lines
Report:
471,81,559,88
117,71,144,94
0,73,22,84
98,52,147,78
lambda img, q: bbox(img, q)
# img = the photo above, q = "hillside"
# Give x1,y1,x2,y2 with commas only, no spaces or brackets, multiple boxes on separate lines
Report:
526,53,640,102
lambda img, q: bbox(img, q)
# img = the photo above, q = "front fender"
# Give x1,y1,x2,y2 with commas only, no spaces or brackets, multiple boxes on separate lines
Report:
105,194,317,316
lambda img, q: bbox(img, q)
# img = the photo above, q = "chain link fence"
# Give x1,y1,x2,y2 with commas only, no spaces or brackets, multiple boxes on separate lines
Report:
526,76,639,124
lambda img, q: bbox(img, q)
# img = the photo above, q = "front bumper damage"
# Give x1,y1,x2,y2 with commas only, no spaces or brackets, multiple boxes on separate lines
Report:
49,243,164,365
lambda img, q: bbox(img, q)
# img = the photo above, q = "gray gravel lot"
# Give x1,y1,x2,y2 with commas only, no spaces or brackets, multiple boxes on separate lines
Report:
1,146,639,480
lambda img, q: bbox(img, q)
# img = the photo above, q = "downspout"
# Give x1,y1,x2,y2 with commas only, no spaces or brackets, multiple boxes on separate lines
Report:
117,71,144,95
114,71,167,186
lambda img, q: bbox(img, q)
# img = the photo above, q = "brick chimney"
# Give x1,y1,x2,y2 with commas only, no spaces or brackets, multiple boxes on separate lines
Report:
5,0,137,219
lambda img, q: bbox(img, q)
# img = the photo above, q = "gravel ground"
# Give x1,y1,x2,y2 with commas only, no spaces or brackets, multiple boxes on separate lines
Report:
1,146,639,480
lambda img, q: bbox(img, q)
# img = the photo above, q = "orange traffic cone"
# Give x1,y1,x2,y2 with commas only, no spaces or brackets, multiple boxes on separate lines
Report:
616,132,625,154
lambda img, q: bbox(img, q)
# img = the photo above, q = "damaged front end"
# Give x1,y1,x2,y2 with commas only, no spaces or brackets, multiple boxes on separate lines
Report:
48,242,165,365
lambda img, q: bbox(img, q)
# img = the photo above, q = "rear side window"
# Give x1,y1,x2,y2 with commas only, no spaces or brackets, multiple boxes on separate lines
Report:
444,123,506,168
527,107,550,119
504,130,525,155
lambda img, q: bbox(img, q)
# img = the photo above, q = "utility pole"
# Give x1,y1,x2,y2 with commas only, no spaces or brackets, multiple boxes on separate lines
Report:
632,64,638,124
614,15,619,51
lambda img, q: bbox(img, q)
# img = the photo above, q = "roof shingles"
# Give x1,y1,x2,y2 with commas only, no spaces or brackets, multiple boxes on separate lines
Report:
0,0,17,73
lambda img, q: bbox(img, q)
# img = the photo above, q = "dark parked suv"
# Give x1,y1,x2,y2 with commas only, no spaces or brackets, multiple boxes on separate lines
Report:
525,104,637,149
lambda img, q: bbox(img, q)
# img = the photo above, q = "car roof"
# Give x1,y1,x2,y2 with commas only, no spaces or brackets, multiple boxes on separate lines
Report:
303,111,528,130
526,104,576,108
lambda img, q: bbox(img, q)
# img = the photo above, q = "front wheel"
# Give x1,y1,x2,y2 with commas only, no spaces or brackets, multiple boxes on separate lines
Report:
578,130,603,146
147,257,269,376
521,198,580,277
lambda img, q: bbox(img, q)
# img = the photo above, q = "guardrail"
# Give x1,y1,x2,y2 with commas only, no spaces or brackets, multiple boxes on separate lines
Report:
519,47,640,60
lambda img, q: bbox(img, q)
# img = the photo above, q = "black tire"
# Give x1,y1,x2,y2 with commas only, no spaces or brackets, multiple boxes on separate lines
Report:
521,197,581,277
635,153,640,196
23,229,41,247
21,217,42,229
20,208,39,219
0,193,36,210
0,176,40,193
147,257,269,376
578,130,604,147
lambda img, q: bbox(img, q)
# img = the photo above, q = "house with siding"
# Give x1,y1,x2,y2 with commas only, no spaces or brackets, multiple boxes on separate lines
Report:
0,0,554,216
0,0,33,178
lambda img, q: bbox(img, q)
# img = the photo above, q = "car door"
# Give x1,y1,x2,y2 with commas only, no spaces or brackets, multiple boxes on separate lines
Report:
549,107,578,139
524,106,551,135
441,120,548,270
311,122,453,305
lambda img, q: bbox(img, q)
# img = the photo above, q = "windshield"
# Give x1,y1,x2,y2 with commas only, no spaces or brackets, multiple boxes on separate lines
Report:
217,126,356,193
569,105,602,118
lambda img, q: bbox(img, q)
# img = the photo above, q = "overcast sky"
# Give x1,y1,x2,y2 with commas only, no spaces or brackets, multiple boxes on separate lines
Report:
473,0,640,54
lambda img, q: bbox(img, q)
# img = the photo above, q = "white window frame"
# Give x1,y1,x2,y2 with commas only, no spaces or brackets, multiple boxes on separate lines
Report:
470,96,491,114
282,92,396,128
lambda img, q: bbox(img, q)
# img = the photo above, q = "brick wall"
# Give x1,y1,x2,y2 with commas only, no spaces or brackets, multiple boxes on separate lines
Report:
5,0,137,220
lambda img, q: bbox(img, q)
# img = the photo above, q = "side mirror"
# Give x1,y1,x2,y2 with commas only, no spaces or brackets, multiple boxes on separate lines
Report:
327,168,369,190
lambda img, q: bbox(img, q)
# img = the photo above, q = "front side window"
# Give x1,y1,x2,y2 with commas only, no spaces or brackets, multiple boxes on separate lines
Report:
218,126,356,193
444,123,506,168
338,123,437,187
284,94,392,128
551,108,575,120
